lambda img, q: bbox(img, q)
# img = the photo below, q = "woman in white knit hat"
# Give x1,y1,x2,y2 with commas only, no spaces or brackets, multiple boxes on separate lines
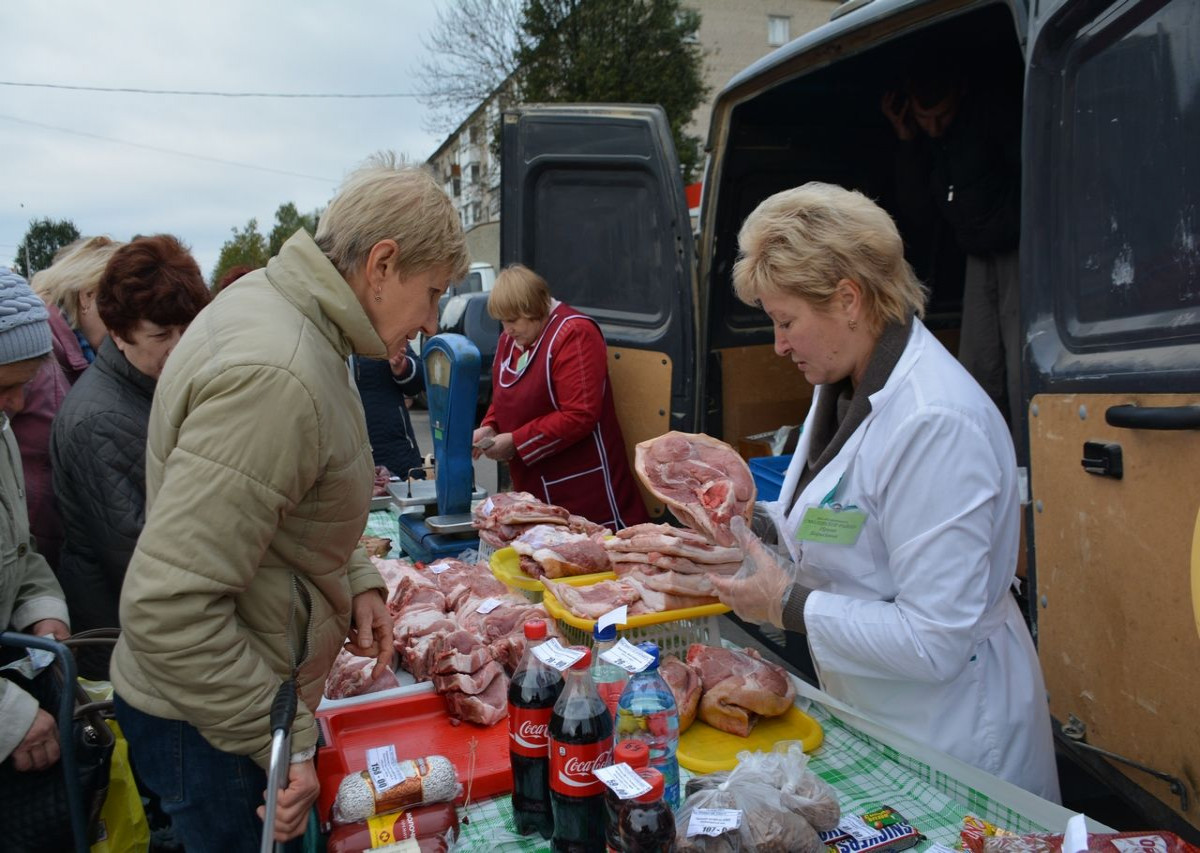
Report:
0,266,72,780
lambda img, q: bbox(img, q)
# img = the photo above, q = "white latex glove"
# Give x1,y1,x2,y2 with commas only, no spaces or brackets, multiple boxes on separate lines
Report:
709,515,794,628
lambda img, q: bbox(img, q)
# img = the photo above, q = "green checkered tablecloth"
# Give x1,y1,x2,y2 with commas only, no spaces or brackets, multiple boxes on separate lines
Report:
361,510,1066,851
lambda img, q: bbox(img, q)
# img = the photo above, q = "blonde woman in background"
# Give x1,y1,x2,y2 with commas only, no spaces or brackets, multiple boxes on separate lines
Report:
32,235,122,363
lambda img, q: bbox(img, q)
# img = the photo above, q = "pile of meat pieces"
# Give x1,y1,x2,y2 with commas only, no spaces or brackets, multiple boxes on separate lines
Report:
325,556,556,726
472,491,610,578
659,644,796,738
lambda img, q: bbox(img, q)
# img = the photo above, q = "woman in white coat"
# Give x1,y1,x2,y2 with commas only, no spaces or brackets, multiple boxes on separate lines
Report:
710,182,1059,801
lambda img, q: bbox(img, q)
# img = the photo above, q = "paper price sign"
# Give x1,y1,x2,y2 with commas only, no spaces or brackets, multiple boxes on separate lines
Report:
837,815,879,842
475,597,504,614
686,808,742,837
594,762,652,800
596,605,628,632
600,638,654,673
365,744,413,794
428,561,451,575
532,638,586,671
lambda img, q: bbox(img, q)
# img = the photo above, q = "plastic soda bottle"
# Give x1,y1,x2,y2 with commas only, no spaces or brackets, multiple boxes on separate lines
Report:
508,619,564,837
549,646,614,852
604,739,650,853
618,768,676,853
614,642,681,809
591,622,627,720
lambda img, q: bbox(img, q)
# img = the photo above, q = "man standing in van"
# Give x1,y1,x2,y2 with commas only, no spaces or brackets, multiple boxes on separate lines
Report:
882,56,1022,446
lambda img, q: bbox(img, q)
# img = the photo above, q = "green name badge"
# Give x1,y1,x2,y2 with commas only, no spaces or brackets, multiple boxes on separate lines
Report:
516,350,530,372
796,505,867,545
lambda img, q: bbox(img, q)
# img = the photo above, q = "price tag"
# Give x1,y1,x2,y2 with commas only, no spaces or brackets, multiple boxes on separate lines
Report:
365,744,416,794
475,597,504,614
428,561,451,575
596,605,628,632
531,638,586,671
600,638,654,673
836,815,879,842
686,808,742,837
594,762,652,800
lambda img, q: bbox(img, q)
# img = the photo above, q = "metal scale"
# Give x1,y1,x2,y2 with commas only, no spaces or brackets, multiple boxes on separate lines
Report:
392,333,488,563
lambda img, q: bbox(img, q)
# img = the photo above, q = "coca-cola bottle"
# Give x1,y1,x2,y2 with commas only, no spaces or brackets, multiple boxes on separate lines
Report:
549,646,614,852
508,619,564,838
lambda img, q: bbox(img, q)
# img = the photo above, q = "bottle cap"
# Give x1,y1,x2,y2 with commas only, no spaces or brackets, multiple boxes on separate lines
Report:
523,619,547,640
636,641,660,669
593,622,617,642
569,646,592,669
614,739,650,768
633,767,664,802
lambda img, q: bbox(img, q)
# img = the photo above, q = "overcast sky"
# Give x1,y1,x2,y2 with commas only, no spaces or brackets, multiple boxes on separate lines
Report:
1,1,452,280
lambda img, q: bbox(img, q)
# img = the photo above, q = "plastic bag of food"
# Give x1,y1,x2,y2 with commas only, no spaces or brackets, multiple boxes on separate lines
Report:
332,754,461,825
675,777,823,853
723,742,841,832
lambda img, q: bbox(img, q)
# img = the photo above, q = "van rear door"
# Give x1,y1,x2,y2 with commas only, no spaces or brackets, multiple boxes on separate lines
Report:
1023,0,1200,829
501,104,697,515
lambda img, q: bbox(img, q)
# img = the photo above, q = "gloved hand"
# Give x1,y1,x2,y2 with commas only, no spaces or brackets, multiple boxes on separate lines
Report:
709,515,795,628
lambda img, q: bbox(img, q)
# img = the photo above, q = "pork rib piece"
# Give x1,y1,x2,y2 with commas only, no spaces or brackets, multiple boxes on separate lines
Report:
473,491,571,529
686,644,795,737
634,432,755,546
542,577,641,620
442,668,509,726
621,572,719,612
324,649,401,700
511,524,612,578
660,655,702,733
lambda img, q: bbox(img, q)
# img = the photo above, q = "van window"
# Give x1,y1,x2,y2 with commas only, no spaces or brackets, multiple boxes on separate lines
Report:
1057,0,1200,347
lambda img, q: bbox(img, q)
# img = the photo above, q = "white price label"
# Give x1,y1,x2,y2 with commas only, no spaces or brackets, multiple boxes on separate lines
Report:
596,605,628,632
836,815,879,842
600,638,654,673
686,808,742,838
531,638,586,671
428,561,451,575
594,762,652,800
476,597,504,614
365,745,416,794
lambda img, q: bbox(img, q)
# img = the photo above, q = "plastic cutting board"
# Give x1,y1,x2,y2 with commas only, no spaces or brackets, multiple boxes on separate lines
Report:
676,704,823,773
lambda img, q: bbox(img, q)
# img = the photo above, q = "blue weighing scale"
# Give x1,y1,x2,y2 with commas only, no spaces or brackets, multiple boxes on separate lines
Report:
393,333,488,563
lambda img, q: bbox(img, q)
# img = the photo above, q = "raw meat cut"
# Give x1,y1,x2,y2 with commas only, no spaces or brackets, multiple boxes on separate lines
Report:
472,491,570,530
432,659,505,695
636,569,718,598
660,655,702,733
686,644,795,737
442,668,509,726
620,572,719,612
324,649,401,700
541,577,641,620
634,432,755,546
373,466,393,496
510,524,611,578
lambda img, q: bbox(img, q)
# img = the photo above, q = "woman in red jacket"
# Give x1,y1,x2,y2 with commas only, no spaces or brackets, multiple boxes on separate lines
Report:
472,264,649,530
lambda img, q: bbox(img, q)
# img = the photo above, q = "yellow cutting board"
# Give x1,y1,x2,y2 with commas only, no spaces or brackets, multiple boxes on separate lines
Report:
676,704,823,773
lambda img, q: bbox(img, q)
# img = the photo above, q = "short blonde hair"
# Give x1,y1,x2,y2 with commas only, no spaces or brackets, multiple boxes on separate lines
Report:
733,182,926,330
488,264,552,322
32,236,125,328
315,152,468,284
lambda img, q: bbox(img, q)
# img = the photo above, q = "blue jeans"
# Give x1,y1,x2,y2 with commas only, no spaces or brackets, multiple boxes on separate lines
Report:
115,694,305,853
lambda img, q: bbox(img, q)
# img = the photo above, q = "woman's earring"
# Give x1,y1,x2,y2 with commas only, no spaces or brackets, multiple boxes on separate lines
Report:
849,319,858,331
374,289,383,303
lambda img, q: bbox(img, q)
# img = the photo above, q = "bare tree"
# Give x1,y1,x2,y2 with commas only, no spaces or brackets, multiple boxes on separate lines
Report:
415,0,524,134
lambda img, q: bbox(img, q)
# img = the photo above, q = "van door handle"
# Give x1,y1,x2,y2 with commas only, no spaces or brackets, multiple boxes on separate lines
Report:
1105,404,1200,431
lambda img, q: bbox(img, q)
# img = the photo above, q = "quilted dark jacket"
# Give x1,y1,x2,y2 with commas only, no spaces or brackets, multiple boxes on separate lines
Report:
50,336,155,650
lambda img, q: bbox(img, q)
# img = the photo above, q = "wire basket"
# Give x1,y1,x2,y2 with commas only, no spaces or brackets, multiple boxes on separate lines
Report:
555,614,722,661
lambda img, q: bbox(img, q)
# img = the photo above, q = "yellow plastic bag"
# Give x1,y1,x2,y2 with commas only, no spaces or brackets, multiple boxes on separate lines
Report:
90,719,151,853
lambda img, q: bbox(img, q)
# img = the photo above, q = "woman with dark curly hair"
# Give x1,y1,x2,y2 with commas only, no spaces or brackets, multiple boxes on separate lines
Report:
50,234,211,672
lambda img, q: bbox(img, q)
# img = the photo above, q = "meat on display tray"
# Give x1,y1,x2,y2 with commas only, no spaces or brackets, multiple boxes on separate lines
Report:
676,704,824,773
315,688,512,825
489,546,612,601
539,573,730,660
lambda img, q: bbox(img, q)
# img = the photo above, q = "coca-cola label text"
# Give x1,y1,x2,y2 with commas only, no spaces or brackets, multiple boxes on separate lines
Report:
508,704,553,758
549,738,612,797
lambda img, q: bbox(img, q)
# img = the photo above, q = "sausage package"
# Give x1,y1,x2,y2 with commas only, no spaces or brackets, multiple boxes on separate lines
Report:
332,752,461,826
325,801,460,852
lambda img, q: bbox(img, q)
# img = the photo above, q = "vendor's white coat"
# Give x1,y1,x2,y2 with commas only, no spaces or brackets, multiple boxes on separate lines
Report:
763,320,1060,802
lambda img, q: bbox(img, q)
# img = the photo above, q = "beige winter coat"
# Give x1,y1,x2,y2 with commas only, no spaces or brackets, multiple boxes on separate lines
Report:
110,231,386,766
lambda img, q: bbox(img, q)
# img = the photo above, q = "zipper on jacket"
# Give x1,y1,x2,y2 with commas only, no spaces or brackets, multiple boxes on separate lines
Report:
288,574,314,678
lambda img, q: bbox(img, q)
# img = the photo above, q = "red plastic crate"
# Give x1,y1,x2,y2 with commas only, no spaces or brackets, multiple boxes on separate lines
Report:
315,686,513,825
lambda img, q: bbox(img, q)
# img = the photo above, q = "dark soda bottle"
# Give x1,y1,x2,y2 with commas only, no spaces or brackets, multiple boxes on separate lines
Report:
618,768,676,853
605,739,650,853
549,646,614,853
508,619,564,838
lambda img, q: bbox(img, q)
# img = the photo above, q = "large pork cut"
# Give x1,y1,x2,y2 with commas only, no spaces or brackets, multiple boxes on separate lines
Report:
510,524,612,578
634,433,755,546
660,655,702,733
541,577,642,619
686,644,795,737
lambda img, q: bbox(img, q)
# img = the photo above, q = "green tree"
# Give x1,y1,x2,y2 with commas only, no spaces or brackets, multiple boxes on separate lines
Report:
516,0,708,180
12,217,81,278
210,218,268,289
268,202,321,257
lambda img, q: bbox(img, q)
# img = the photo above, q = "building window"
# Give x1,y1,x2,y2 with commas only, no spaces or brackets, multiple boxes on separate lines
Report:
452,177,462,198
471,201,483,223
469,163,481,183
468,123,482,144
767,15,790,46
